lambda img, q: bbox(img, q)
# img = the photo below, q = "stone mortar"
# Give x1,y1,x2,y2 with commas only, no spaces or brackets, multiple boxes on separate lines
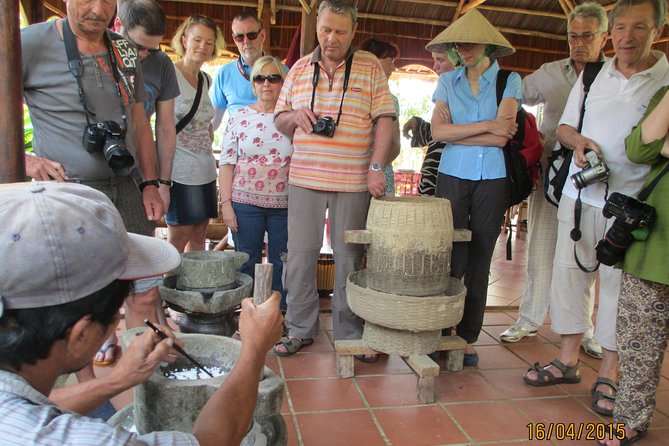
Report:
113,329,286,445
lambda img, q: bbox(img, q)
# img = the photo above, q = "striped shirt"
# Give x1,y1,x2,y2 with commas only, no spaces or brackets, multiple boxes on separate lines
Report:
0,370,199,446
275,47,396,192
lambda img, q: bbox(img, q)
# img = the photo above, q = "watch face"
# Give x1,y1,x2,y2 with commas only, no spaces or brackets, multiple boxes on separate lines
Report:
370,162,382,171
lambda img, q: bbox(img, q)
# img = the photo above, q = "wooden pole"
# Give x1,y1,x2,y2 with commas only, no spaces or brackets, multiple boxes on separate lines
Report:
299,1,317,57
253,263,274,305
0,0,25,184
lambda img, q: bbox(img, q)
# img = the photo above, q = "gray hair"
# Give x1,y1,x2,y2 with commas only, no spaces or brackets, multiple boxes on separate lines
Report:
609,0,667,30
568,2,608,33
318,0,358,26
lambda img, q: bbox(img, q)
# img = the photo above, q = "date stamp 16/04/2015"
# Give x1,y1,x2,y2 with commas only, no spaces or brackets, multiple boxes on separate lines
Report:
527,423,626,441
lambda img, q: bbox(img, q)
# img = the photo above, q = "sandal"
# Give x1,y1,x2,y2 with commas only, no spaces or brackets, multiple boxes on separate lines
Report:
273,337,313,357
523,359,581,387
591,378,617,417
93,340,118,366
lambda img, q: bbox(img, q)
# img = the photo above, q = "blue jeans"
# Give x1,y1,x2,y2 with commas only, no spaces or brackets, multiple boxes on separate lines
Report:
231,202,288,310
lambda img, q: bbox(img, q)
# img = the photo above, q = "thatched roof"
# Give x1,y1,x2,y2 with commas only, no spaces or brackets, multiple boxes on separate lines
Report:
20,0,669,76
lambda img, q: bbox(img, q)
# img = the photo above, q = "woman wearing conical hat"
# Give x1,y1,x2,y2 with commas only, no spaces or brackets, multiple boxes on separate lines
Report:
426,9,520,367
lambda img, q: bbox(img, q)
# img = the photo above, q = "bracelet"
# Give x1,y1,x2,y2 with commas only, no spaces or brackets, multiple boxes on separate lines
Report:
158,178,173,187
220,198,232,205
138,179,160,191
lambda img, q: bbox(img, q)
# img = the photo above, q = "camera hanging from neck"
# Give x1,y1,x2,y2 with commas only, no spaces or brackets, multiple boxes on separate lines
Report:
61,19,127,130
310,52,354,132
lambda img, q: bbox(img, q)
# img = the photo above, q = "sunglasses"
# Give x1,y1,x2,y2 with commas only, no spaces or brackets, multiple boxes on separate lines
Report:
127,37,160,54
232,31,261,43
252,74,283,84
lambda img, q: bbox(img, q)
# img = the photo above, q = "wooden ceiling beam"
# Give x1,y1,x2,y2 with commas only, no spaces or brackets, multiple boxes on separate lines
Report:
557,0,570,17
454,0,466,18
563,0,575,11
461,0,488,15
477,5,565,20
397,0,458,6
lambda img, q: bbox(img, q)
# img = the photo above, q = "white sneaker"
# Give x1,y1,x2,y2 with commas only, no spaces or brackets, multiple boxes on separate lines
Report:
500,322,538,343
581,337,603,359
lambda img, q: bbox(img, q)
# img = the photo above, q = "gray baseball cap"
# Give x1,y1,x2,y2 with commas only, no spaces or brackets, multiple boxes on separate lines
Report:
0,181,180,313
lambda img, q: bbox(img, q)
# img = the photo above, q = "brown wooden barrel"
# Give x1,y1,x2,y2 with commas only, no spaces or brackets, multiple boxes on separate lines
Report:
365,196,453,296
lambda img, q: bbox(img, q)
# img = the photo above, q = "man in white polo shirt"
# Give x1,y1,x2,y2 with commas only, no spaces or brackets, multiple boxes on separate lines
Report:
523,0,669,419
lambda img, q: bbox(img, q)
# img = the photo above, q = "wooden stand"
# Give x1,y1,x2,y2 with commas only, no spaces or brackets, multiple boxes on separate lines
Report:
334,335,466,403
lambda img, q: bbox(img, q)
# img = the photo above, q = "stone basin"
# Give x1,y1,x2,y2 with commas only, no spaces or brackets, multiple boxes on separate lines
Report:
176,251,249,290
160,273,253,314
112,330,286,445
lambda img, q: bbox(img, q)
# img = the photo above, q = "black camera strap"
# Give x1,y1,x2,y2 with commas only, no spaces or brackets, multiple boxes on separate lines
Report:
62,19,127,129
638,161,669,201
310,52,354,130
569,62,607,273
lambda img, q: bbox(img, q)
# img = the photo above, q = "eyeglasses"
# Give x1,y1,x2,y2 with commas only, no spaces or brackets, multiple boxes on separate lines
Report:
127,37,160,54
567,32,602,44
233,30,261,43
252,74,283,84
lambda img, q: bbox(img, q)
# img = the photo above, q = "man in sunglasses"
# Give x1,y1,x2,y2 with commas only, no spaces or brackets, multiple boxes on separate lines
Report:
211,13,286,130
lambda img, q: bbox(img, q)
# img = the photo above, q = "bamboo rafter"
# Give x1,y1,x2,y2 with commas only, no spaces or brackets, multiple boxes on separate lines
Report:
557,0,571,17
454,0,466,18
462,0,488,15
477,5,565,20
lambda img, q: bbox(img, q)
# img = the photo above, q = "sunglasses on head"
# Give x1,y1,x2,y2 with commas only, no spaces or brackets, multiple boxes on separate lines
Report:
252,74,282,84
233,31,261,43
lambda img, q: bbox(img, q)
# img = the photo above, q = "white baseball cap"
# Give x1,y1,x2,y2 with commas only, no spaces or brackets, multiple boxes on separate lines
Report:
0,182,180,313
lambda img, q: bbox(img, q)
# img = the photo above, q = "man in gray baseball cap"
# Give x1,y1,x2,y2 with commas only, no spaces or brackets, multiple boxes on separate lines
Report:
0,181,283,445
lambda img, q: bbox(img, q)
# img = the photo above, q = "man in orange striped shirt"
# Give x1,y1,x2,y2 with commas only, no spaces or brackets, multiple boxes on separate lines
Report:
274,0,396,358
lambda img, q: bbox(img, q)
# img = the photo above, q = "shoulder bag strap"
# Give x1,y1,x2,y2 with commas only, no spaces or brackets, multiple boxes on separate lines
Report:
176,71,204,134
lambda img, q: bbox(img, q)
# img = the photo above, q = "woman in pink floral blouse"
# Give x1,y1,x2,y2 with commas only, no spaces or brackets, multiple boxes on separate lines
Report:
219,56,292,309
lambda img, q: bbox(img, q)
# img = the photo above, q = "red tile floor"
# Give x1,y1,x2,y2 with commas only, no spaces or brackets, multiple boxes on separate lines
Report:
98,230,669,446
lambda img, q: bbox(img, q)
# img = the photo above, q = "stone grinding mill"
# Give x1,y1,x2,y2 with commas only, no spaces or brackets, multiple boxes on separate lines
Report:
337,196,471,403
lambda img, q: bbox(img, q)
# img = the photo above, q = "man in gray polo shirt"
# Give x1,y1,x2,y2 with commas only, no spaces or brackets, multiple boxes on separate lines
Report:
22,0,164,230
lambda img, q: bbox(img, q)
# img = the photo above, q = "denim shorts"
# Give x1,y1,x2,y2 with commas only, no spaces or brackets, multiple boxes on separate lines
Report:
166,180,218,225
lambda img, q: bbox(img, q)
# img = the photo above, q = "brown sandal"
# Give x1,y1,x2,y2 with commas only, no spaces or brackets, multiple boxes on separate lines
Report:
523,359,581,386
591,378,617,417
273,337,313,357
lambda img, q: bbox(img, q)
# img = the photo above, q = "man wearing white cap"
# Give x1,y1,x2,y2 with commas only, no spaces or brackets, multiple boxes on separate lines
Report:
0,182,283,445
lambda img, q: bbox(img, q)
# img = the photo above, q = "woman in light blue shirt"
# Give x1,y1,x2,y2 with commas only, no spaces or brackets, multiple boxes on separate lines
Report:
426,10,521,367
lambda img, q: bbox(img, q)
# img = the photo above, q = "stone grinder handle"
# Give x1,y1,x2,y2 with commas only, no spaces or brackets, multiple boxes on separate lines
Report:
253,263,274,305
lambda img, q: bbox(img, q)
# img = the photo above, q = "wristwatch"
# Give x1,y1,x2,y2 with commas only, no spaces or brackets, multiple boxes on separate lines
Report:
369,162,383,172
158,178,173,187
138,179,160,191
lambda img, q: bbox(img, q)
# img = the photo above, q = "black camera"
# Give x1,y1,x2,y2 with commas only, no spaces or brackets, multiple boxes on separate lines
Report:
312,116,336,138
83,121,134,176
571,150,609,189
595,192,656,266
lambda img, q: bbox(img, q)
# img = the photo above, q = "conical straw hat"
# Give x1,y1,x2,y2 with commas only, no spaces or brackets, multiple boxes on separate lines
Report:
425,9,515,58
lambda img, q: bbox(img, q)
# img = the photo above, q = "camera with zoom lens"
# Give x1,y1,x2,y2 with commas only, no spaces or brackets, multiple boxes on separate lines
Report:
312,116,336,138
83,121,134,176
595,192,656,266
571,149,609,189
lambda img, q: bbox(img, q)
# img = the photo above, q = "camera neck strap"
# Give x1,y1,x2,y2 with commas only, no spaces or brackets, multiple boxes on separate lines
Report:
638,161,669,202
310,52,354,129
62,19,127,128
